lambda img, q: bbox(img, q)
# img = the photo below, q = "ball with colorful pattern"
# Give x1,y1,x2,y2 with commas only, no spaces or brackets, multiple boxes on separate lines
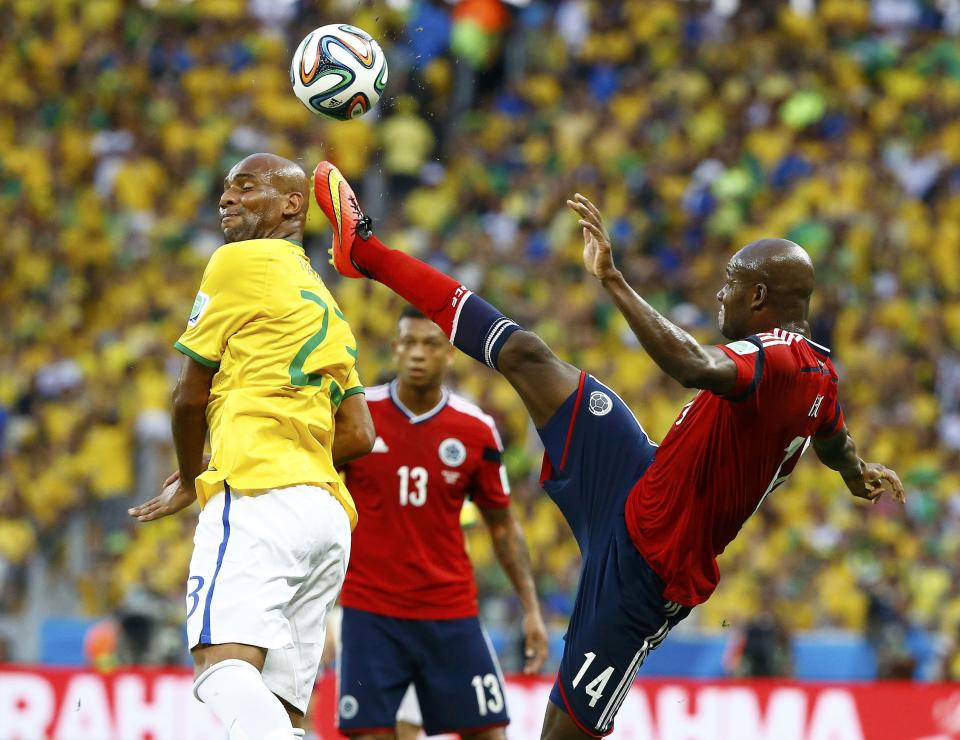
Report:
290,24,388,121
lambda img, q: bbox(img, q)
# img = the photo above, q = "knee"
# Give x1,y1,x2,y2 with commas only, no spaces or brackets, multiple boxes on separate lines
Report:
497,331,557,375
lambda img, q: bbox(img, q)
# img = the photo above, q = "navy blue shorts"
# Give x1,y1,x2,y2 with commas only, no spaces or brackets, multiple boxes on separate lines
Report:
337,607,509,736
538,373,692,737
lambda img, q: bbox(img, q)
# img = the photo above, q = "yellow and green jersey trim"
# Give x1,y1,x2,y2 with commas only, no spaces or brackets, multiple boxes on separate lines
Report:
328,379,365,409
174,341,220,369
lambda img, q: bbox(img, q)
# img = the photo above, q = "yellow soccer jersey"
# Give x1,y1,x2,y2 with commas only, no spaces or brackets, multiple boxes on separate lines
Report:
175,238,362,527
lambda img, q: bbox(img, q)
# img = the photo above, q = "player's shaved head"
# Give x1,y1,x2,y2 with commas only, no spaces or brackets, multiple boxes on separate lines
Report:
231,153,309,199
717,238,815,340
731,238,814,305
220,153,309,243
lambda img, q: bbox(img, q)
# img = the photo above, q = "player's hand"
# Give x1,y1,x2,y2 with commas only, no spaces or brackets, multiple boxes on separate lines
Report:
844,462,905,504
566,193,618,281
522,610,549,675
161,454,212,487
128,481,197,522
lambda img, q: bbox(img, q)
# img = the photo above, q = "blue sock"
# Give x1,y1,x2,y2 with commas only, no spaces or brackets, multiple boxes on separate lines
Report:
449,292,522,370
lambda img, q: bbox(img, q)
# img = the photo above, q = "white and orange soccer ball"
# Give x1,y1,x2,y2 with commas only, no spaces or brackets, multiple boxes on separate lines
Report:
290,24,388,121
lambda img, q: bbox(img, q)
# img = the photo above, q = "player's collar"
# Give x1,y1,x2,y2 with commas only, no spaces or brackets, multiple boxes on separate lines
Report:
389,379,449,424
801,336,831,355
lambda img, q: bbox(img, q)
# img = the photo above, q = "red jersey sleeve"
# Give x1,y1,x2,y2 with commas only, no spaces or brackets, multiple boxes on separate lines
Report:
714,337,765,400
470,420,511,509
815,359,846,437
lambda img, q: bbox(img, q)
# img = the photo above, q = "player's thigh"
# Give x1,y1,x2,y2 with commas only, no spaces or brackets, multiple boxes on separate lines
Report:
537,375,656,550
262,485,352,715
497,330,582,428
413,618,508,736
551,523,689,737
338,608,416,734
551,621,654,737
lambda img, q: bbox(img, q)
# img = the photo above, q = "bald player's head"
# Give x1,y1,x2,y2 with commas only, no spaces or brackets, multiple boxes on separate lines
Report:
715,238,815,340
219,153,309,243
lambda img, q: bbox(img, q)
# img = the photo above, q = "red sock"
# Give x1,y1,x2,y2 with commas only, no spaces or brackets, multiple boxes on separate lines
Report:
353,234,465,337
354,233,522,369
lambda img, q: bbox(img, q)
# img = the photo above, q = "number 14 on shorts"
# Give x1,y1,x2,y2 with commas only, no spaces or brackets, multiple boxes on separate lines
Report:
571,652,615,708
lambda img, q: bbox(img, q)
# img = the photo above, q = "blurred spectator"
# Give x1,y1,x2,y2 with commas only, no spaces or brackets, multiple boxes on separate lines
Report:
379,95,436,200
865,573,918,679
115,586,183,667
724,580,794,678
725,613,795,678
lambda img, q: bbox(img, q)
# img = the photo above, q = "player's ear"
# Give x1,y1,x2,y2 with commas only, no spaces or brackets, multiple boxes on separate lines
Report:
751,283,768,311
284,191,305,217
445,343,455,368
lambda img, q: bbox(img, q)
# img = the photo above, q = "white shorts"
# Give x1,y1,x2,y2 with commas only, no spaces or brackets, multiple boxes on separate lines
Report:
186,484,351,713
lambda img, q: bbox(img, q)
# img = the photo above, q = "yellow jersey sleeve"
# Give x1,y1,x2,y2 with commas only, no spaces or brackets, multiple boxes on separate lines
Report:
341,365,364,401
175,244,265,368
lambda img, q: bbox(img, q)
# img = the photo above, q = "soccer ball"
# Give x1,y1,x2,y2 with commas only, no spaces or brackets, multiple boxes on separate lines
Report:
290,24,388,121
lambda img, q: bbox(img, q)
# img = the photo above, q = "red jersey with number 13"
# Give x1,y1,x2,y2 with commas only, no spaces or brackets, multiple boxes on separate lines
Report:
340,382,511,619
625,329,845,607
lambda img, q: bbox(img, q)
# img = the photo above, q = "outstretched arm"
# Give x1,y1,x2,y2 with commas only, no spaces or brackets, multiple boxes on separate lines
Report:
130,357,213,521
479,505,549,674
567,195,738,393
812,424,905,503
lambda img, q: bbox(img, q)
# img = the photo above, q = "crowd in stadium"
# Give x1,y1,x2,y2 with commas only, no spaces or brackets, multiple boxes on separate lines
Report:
3,0,960,680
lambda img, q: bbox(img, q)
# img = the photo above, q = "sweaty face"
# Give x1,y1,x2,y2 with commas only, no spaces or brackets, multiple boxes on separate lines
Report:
218,166,283,242
716,263,750,340
393,318,453,390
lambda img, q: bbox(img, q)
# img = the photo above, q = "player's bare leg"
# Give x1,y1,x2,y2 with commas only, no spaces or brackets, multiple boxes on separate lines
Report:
496,331,580,427
192,641,268,675
396,721,421,740
277,696,305,729
314,162,579,428
540,702,593,739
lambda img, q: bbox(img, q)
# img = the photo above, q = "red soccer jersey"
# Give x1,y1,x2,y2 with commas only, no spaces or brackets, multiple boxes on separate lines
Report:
625,329,845,607
340,381,511,619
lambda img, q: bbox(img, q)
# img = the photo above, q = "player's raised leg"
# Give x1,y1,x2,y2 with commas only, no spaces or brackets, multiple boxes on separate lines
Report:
314,161,579,428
